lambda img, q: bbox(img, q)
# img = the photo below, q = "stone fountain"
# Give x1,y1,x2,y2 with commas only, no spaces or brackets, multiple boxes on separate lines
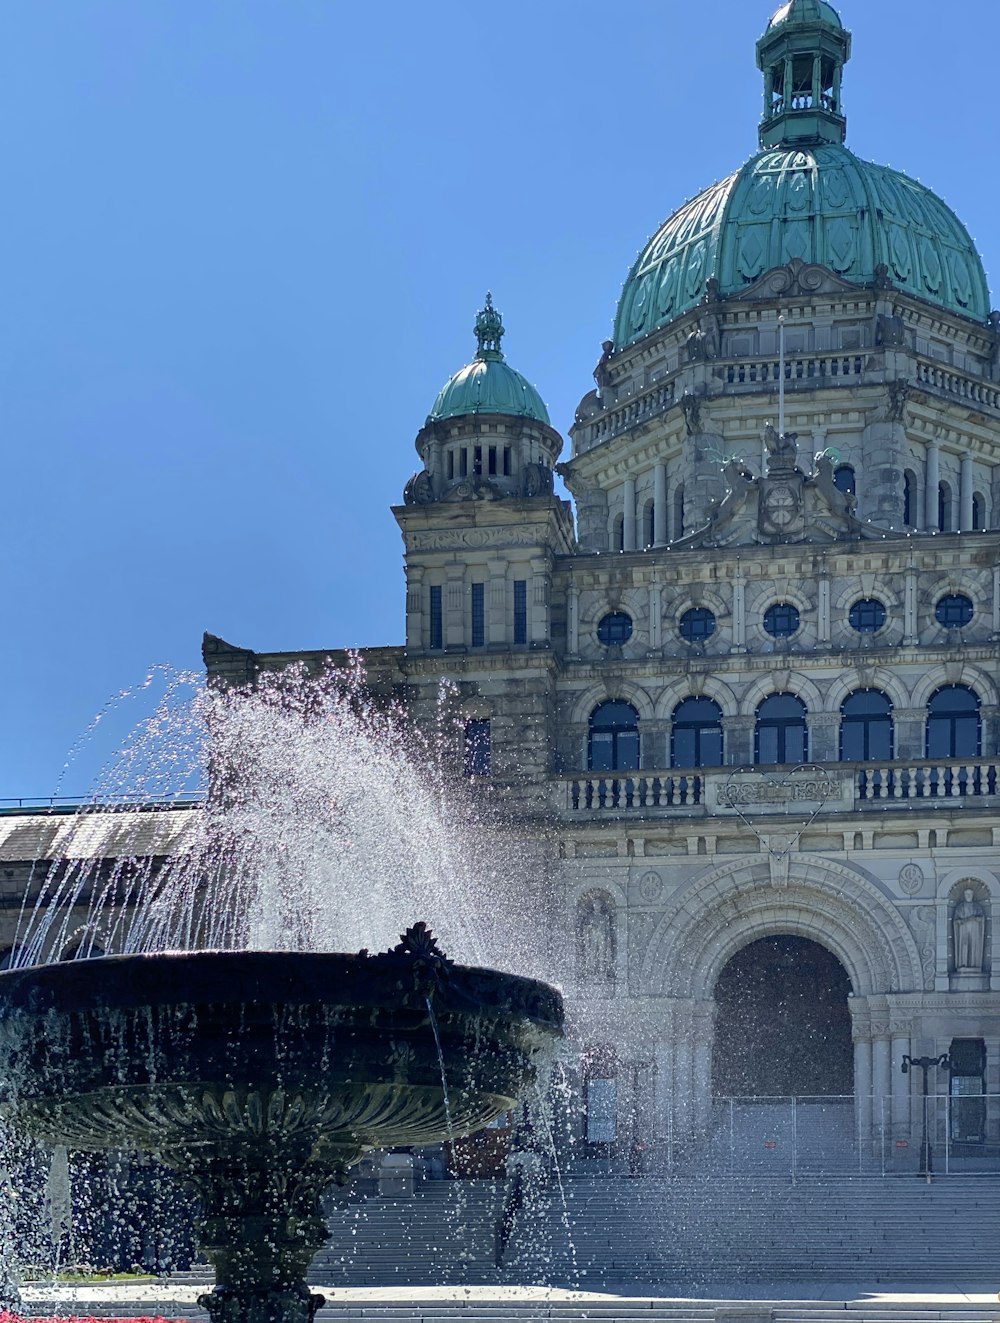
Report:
0,922,563,1323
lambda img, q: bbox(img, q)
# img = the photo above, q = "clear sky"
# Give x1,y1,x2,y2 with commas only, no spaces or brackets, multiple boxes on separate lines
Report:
3,0,998,798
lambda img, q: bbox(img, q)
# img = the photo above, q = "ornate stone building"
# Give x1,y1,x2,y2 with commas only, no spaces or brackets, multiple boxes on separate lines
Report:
8,0,1000,1176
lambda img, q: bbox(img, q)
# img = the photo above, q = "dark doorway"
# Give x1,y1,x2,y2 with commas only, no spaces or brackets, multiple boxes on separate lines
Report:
712,936,853,1097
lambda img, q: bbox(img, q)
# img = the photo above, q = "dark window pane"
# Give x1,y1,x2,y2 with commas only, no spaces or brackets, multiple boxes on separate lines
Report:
471,583,485,647
935,594,974,629
590,732,614,772
430,586,443,651
700,726,724,767
616,731,640,770
834,465,856,495
597,612,633,646
589,701,641,771
513,579,527,645
849,598,887,633
463,719,491,776
679,608,716,642
758,726,779,764
763,602,801,637
673,728,696,767
841,722,865,762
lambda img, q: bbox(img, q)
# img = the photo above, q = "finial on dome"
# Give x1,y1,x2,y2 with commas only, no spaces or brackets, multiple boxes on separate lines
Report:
474,292,505,361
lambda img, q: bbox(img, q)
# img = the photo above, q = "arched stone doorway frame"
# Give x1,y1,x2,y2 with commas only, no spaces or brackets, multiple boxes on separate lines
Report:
636,857,923,1140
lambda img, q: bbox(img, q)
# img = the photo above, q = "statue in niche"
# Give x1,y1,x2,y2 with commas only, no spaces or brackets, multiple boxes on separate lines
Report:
680,392,703,436
954,888,987,972
578,895,615,982
886,379,910,423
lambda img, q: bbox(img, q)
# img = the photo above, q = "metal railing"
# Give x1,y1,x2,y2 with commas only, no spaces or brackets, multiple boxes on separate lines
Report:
0,793,205,816
682,1095,1000,1179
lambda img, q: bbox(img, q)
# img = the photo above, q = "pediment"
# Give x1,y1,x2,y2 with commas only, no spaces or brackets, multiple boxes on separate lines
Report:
737,258,864,303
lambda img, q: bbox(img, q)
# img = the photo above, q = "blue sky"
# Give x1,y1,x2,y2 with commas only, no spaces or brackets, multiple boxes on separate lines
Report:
3,0,998,798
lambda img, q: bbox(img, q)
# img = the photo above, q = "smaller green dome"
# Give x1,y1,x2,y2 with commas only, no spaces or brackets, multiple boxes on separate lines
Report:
768,0,843,28
428,294,550,425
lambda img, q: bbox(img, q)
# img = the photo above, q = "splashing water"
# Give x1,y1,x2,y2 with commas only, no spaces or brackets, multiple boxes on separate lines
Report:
14,660,547,976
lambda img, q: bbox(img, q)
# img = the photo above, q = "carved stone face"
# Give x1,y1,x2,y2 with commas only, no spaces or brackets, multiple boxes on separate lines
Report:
964,888,975,903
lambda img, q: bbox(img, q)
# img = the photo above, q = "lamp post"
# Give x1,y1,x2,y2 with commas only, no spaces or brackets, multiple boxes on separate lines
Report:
901,1053,951,1181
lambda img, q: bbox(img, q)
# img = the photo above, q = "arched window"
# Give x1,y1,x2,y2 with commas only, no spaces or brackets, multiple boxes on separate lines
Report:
927,686,981,759
673,484,685,539
903,470,918,527
834,464,856,496
840,690,893,761
671,697,723,768
938,481,953,532
612,514,624,552
973,492,986,531
588,701,640,772
755,693,808,765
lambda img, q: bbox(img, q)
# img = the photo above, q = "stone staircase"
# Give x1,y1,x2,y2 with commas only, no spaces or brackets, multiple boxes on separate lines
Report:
304,1175,1000,1288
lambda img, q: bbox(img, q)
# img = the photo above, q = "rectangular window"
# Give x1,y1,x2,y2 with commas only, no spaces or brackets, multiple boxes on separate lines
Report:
471,582,485,647
585,1078,617,1143
463,718,491,776
513,579,527,644
429,586,443,651
473,445,482,476
447,451,454,480
488,445,497,476
503,446,512,476
460,448,468,478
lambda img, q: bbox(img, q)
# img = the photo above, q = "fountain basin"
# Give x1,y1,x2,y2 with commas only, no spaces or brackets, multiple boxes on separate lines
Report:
0,939,563,1323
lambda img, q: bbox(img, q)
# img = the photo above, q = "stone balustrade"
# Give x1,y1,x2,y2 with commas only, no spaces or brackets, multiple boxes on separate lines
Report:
557,756,1000,816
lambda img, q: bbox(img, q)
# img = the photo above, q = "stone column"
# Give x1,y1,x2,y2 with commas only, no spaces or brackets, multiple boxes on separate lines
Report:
691,1002,716,1136
530,570,548,645
854,1037,873,1143
731,575,747,652
808,711,840,763
724,716,754,767
904,567,919,646
961,455,974,531
890,1027,912,1140
567,585,580,655
487,560,506,646
653,464,668,546
623,478,637,552
445,572,465,649
817,572,831,645
648,584,662,652
925,443,940,531
404,565,423,649
653,1038,674,1141
872,1027,892,1149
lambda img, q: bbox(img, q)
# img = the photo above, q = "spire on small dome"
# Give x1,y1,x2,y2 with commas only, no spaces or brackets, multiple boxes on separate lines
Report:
474,292,505,361
757,0,852,148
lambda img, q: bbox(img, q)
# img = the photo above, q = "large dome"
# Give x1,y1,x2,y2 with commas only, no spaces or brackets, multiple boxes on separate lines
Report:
613,3,991,349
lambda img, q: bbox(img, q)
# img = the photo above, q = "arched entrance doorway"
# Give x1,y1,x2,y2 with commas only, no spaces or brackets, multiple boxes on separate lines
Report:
712,936,853,1098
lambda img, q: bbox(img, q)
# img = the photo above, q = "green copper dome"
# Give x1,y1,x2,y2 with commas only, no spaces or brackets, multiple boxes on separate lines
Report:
768,0,843,30
428,294,550,425
613,4,991,348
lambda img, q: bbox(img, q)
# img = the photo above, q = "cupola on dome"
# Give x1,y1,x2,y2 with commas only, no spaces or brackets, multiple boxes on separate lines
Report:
428,295,550,425
612,3,991,349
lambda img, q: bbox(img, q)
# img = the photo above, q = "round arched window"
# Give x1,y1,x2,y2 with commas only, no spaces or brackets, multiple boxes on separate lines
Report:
849,598,887,633
935,594,974,629
763,602,800,638
597,612,633,646
679,607,716,643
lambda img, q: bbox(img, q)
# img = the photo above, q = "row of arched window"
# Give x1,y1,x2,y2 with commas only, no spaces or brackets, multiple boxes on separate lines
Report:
587,686,983,770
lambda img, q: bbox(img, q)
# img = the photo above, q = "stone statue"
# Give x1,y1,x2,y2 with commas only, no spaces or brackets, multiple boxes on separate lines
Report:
954,889,986,972
593,339,614,395
763,423,798,472
578,895,614,981
680,392,703,436
886,379,910,423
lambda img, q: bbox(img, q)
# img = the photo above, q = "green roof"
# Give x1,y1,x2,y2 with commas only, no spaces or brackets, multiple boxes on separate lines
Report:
768,0,843,29
428,295,550,425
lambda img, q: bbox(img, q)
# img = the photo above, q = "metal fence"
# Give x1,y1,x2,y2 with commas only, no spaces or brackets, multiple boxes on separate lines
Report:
686,1095,1000,1179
